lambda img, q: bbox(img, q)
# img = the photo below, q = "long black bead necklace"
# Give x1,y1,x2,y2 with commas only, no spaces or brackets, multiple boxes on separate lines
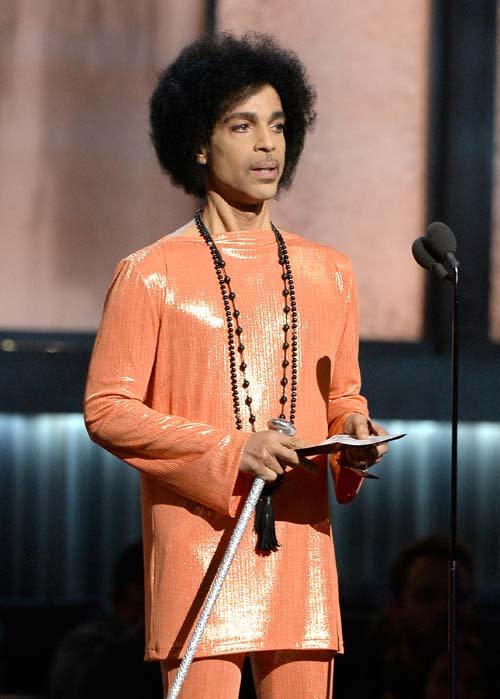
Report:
194,208,298,552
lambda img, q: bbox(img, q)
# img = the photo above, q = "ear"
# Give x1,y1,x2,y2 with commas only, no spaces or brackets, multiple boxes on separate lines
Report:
196,145,209,165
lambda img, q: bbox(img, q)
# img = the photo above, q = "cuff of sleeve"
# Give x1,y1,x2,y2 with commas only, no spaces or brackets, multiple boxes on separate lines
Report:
226,431,253,518
329,452,363,504
202,429,252,518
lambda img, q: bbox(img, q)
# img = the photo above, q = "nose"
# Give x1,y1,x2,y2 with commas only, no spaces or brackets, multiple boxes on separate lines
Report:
254,125,275,152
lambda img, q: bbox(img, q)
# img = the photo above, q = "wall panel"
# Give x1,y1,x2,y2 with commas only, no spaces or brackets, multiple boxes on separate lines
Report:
218,0,431,340
0,0,204,332
1,414,499,602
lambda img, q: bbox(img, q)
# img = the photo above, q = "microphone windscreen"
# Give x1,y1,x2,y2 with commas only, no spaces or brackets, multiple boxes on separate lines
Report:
412,236,449,280
412,236,435,270
426,221,457,260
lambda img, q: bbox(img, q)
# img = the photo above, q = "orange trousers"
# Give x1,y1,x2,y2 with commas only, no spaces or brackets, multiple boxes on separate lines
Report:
161,650,334,698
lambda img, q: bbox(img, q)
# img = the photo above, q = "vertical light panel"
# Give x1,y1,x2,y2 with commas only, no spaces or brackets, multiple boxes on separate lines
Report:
218,1,431,340
0,0,204,332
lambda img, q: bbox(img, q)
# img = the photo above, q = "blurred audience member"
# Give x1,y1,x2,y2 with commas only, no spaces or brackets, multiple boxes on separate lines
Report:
351,536,490,698
49,540,162,698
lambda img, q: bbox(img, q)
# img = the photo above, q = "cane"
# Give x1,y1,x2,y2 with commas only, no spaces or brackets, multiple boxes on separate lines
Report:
166,418,296,698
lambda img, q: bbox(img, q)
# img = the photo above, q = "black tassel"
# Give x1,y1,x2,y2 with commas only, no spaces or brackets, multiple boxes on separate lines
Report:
254,478,283,552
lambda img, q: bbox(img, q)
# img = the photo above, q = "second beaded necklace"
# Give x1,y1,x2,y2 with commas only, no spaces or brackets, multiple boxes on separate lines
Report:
194,208,298,552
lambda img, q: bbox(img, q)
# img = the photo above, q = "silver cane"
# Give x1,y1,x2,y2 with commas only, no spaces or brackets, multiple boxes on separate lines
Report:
166,418,296,698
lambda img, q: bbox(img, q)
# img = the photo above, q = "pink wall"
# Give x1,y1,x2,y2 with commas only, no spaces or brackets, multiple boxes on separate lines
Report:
1,1,431,340
219,0,431,340
0,0,202,332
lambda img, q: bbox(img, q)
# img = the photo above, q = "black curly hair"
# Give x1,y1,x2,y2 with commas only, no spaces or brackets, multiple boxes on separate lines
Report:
149,32,316,198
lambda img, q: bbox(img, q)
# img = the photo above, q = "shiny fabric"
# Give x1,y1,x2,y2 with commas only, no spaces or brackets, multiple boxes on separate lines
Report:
84,225,368,661
161,650,334,698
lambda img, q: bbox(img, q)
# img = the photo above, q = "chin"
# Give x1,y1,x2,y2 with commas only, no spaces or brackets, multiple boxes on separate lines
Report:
250,184,280,202
214,180,280,209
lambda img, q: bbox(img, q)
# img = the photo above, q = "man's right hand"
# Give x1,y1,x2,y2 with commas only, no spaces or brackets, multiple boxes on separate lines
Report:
239,430,318,481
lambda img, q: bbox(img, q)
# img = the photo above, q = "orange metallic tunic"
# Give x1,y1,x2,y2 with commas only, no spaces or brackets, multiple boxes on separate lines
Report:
84,225,368,661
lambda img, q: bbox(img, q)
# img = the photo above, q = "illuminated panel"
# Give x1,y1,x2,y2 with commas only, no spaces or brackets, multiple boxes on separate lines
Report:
1,415,499,598
218,0,431,340
0,1,203,331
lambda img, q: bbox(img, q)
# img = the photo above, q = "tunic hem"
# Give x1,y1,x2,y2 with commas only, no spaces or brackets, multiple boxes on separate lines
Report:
145,638,344,662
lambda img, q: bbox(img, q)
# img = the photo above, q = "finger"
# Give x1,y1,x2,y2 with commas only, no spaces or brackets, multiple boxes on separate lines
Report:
376,443,389,457
253,463,281,482
296,455,320,473
344,449,381,470
262,456,285,477
354,447,387,467
345,414,371,440
275,435,311,451
246,452,284,481
284,451,320,473
369,420,389,436
271,444,320,474
260,467,279,482
271,442,308,464
345,445,379,462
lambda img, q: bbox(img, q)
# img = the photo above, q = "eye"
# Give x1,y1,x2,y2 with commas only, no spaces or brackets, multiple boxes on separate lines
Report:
272,122,285,133
231,122,250,132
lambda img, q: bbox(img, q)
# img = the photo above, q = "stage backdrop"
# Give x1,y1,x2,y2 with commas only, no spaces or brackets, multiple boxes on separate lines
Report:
1,0,430,340
0,0,202,333
218,0,431,341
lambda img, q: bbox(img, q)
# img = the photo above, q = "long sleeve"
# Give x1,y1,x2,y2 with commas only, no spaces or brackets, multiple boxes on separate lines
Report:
327,261,369,503
84,252,249,517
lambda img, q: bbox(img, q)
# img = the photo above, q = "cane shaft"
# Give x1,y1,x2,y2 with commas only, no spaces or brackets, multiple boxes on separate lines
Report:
167,476,266,698
167,419,295,697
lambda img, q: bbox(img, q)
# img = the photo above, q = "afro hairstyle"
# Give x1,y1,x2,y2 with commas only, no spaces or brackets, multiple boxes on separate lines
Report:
149,32,316,198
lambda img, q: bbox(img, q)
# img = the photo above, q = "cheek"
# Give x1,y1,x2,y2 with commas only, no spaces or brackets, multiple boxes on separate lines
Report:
210,145,244,181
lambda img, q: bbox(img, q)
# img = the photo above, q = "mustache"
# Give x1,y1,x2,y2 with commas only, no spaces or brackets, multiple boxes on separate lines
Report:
250,159,279,170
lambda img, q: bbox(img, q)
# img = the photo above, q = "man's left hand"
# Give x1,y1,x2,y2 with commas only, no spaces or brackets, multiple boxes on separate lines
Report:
341,413,389,470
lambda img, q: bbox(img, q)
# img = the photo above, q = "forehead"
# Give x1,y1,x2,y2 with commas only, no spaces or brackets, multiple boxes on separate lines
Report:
219,84,284,118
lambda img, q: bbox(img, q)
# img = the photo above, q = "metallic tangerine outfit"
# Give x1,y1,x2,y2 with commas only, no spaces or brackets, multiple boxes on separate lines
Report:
84,225,368,661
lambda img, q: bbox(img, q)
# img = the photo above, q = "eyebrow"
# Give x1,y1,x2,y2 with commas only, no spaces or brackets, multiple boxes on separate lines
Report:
222,110,285,123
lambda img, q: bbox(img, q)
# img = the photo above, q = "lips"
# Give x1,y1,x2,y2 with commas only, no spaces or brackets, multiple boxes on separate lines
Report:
250,159,279,178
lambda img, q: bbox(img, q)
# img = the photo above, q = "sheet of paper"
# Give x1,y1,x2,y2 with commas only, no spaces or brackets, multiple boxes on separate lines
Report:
295,432,406,456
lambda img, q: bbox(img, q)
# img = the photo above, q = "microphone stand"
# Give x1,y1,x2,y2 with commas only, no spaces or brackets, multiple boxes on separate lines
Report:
412,227,460,699
449,264,459,699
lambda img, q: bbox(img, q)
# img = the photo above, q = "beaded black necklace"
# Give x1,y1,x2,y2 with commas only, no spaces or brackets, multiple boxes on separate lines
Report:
194,208,298,552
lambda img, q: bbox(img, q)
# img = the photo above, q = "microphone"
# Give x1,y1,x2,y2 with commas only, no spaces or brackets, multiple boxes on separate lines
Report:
412,236,449,280
426,221,460,272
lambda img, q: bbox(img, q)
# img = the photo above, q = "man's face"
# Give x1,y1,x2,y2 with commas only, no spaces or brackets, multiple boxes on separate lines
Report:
201,84,286,208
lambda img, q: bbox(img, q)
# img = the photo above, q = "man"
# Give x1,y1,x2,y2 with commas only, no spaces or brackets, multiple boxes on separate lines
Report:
84,32,387,698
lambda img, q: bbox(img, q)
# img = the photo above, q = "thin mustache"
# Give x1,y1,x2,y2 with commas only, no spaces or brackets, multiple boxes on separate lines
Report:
250,159,279,169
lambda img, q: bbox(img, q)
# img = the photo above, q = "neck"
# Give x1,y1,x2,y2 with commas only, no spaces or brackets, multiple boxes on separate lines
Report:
202,191,272,233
